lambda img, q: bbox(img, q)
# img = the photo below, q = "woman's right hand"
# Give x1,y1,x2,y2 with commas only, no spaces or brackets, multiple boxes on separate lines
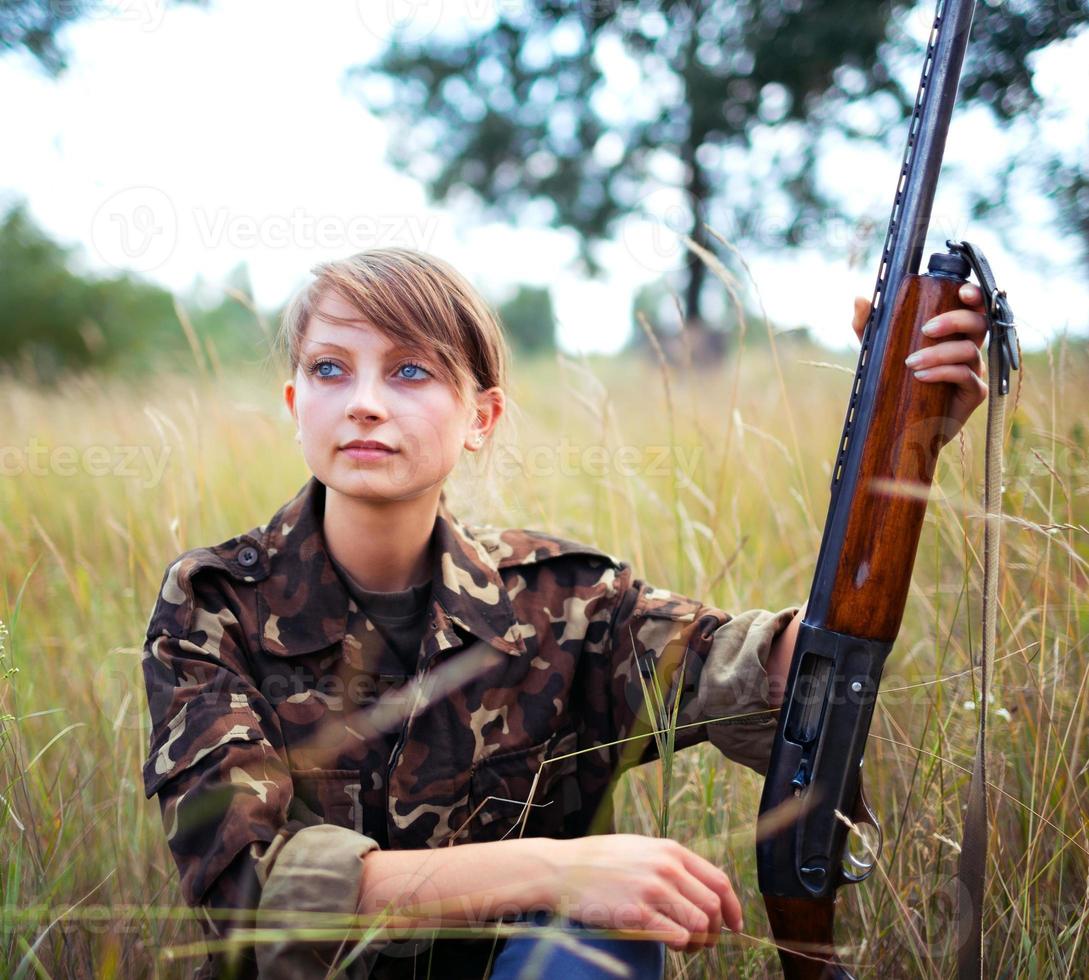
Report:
543,833,743,954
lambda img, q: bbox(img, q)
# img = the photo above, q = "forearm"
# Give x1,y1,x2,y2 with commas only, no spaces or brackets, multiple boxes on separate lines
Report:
357,836,561,927
765,602,806,707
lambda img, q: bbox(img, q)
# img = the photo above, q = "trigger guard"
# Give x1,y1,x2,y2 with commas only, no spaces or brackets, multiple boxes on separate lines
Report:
841,784,883,884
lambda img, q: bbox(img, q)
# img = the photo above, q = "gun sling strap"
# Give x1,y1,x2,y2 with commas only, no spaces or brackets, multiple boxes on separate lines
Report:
950,239,1019,980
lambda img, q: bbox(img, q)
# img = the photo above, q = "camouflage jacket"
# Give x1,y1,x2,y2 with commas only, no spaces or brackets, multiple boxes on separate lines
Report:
141,475,797,979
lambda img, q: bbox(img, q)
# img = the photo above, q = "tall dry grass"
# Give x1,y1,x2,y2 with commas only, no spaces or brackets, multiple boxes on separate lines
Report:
0,312,1085,977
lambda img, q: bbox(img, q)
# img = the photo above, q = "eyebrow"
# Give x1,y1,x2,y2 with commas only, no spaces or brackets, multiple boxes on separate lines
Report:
303,339,419,358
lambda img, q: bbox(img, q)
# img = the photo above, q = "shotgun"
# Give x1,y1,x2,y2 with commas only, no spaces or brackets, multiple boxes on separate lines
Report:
755,0,1018,975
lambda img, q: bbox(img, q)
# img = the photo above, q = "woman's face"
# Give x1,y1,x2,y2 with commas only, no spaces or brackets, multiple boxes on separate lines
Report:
284,291,489,503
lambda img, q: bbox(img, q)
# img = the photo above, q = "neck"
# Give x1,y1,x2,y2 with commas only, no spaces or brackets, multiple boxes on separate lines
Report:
322,484,440,592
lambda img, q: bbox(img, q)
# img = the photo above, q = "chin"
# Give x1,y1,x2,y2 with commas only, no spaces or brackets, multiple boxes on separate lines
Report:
328,469,440,505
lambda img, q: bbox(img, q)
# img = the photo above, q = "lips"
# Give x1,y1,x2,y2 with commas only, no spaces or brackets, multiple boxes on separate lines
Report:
340,440,396,452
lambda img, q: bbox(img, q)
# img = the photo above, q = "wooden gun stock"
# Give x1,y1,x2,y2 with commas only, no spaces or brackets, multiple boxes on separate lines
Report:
826,271,968,637
764,896,853,980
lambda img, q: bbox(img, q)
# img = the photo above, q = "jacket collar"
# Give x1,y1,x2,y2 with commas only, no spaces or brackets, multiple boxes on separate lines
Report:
255,476,526,659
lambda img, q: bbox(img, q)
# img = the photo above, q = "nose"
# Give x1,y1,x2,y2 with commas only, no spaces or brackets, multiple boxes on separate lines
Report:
344,371,389,423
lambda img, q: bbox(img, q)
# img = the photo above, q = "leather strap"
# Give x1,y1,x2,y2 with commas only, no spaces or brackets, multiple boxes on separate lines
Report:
948,240,1019,394
950,240,1018,979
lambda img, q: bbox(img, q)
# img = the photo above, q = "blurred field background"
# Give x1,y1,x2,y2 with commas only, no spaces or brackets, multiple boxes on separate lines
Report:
2,0,1089,976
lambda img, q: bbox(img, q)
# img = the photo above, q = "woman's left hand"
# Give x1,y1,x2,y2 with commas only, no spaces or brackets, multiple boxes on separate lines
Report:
851,281,989,446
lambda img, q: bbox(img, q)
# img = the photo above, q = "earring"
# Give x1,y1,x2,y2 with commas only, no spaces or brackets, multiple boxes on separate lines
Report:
472,434,484,448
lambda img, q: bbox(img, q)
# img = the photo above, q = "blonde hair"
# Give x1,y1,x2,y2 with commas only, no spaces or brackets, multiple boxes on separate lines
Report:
275,247,520,507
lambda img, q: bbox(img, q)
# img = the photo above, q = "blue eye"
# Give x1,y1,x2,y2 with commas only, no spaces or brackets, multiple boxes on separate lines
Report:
309,359,344,379
398,361,430,381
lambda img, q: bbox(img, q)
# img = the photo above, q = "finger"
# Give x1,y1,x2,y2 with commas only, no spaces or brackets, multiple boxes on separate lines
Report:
641,907,690,950
722,879,742,933
647,851,719,947
921,309,988,346
851,296,870,342
905,338,984,376
639,865,706,941
661,885,713,947
649,888,709,951
678,851,743,932
958,282,985,310
668,873,724,946
911,364,989,405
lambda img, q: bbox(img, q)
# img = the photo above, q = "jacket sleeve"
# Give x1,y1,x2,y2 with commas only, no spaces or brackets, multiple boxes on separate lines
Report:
140,558,385,978
602,560,799,775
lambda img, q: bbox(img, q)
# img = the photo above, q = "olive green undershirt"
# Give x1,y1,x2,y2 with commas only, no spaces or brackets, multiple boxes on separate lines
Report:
328,554,432,676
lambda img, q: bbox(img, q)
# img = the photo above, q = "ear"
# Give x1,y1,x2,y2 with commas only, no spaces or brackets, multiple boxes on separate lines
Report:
283,379,298,425
466,386,505,449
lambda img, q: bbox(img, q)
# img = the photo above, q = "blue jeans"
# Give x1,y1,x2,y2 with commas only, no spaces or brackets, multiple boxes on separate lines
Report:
488,908,665,980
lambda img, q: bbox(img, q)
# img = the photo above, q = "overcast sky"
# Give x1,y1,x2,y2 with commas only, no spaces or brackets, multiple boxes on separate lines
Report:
2,0,1086,354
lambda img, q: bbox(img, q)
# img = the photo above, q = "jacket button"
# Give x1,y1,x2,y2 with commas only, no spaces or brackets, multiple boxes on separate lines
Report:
237,546,259,567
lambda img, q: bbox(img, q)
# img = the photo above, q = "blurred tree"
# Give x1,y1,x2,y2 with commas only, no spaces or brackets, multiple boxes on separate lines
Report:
630,279,680,342
351,0,1089,329
1053,161,1089,271
0,203,177,377
0,0,207,75
0,203,268,380
628,275,780,362
497,284,557,355
959,3,1089,276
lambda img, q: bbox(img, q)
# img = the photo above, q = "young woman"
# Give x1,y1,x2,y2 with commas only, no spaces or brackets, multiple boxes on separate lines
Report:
140,248,989,979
